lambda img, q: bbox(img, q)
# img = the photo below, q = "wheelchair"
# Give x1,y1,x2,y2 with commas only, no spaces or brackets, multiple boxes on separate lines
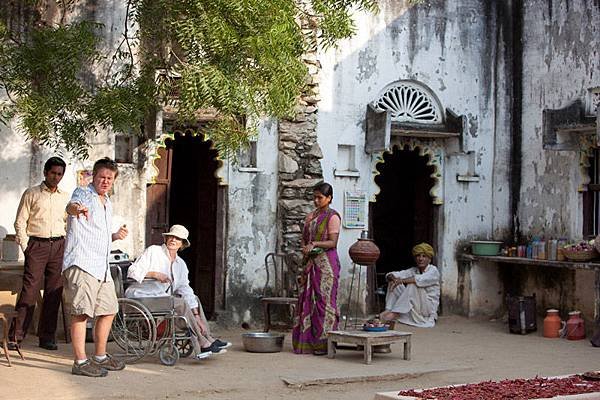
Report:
109,265,196,366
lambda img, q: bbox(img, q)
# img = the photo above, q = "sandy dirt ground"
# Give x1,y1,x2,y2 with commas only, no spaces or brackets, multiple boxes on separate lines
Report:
1,315,598,400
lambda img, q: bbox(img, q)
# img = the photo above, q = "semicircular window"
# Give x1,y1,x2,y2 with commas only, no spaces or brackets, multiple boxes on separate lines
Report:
372,81,443,124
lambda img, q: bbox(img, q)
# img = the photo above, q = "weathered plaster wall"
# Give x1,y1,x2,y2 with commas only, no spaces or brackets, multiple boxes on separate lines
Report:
516,0,599,321
225,119,280,324
0,1,143,260
520,0,598,237
315,0,512,313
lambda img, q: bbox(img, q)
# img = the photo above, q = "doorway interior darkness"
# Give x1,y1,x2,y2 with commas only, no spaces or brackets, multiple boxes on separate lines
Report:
369,145,436,310
145,129,222,318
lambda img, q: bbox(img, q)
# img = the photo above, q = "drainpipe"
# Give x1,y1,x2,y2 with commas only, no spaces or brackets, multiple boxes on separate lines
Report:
509,0,524,243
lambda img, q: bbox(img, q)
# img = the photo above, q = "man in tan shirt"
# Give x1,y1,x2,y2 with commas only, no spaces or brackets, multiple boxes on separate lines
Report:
9,157,70,350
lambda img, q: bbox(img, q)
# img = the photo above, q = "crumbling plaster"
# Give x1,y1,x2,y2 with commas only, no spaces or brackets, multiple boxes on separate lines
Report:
225,118,280,324
315,0,509,312
1,0,598,327
519,0,599,238
0,0,137,258
514,0,599,321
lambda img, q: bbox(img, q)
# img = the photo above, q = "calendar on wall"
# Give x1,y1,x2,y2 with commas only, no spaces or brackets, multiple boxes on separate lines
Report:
343,191,366,229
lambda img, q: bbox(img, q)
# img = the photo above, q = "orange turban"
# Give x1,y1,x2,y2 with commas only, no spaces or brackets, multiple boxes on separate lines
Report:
412,243,434,258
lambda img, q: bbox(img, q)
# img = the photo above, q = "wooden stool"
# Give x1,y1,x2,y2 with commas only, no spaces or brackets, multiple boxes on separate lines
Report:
0,311,25,367
327,330,412,365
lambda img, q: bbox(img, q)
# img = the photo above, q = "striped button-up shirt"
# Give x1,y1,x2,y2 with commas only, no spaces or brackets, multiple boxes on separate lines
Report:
62,184,113,282
14,182,69,249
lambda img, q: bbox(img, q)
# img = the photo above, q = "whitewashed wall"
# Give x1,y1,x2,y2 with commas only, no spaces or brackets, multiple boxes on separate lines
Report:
315,0,512,311
225,118,280,324
516,0,599,319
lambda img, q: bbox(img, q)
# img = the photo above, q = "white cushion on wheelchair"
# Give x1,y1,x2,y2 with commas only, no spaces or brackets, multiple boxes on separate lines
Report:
131,296,175,313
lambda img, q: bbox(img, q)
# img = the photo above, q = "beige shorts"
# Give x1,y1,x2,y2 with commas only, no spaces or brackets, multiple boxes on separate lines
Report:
63,266,118,318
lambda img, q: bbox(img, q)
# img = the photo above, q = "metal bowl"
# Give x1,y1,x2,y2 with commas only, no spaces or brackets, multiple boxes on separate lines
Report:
242,332,284,353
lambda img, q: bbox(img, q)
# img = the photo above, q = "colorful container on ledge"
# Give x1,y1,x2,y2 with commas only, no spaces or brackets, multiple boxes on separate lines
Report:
542,309,562,338
566,311,585,341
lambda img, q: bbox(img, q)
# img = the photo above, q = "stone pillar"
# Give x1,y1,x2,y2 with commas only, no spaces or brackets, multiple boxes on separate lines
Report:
276,14,323,255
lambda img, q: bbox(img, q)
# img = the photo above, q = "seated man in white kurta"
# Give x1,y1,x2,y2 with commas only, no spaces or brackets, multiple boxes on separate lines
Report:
379,243,440,328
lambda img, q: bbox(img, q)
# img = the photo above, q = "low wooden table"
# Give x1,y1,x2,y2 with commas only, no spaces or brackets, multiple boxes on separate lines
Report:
327,330,412,365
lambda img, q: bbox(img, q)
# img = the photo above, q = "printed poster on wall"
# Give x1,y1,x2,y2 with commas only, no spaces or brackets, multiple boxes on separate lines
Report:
343,191,366,229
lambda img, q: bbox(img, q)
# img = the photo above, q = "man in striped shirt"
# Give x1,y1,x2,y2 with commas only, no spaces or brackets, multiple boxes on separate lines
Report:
62,157,128,377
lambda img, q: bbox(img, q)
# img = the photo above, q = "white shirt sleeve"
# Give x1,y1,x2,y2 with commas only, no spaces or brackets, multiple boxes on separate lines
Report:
127,246,154,283
387,268,416,280
173,258,198,309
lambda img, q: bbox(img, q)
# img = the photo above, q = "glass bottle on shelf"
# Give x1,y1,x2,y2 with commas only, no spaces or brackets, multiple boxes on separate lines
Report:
538,239,546,260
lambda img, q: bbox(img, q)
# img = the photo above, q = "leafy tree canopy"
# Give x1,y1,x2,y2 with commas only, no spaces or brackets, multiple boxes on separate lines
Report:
0,0,405,159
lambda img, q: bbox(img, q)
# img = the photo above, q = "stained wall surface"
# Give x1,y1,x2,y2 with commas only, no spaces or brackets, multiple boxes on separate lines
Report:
1,0,598,325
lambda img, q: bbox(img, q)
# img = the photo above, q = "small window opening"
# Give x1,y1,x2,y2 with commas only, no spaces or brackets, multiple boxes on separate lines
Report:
115,134,138,164
337,144,357,171
239,141,258,168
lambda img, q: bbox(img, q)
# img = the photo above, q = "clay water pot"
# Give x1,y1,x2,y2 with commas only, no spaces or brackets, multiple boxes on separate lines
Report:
543,309,562,338
348,231,380,265
566,311,585,341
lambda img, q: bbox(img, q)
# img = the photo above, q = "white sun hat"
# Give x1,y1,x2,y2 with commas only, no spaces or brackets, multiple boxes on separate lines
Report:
162,224,190,249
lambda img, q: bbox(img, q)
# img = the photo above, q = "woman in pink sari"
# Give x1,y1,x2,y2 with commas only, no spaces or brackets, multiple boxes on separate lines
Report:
292,182,341,355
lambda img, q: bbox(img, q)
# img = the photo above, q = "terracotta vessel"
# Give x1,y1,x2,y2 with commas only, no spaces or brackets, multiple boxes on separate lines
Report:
542,309,562,338
566,311,585,341
348,231,380,265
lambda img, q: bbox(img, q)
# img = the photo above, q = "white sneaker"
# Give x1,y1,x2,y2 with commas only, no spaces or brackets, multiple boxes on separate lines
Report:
194,351,212,360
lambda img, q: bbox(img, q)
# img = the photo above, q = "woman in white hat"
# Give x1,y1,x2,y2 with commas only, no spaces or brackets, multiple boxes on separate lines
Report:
125,224,231,360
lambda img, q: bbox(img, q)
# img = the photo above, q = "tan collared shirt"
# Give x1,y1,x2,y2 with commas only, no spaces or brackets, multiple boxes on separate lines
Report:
14,182,70,250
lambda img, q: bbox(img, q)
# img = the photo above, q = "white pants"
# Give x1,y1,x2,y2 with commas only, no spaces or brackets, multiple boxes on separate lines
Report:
385,283,435,328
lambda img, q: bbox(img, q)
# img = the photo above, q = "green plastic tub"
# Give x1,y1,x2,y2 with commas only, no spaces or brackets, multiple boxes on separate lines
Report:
471,241,503,256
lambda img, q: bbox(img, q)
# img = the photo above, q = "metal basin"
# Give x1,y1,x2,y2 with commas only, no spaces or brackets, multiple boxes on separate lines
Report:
242,332,284,353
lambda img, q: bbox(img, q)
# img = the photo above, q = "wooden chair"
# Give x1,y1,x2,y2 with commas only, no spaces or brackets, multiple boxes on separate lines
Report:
0,310,24,367
260,253,298,332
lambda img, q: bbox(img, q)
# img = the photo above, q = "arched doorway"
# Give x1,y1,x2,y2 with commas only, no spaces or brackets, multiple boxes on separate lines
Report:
369,145,436,310
145,128,225,318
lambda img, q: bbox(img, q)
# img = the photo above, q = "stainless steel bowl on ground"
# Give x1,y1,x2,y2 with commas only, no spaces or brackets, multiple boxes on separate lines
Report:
241,332,285,353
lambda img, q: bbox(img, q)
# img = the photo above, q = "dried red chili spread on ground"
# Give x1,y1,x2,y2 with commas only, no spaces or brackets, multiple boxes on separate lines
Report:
398,376,600,399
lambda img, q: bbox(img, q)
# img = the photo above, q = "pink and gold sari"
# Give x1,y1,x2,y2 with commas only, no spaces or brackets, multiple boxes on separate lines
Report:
292,208,341,354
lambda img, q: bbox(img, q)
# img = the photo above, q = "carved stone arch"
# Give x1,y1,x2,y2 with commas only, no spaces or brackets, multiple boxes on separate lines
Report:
145,128,227,185
370,138,444,205
372,80,444,124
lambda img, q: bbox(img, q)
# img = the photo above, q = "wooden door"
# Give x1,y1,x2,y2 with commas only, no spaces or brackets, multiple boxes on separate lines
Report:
146,146,172,246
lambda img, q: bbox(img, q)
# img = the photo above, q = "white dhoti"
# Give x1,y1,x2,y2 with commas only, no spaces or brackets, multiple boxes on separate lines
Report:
384,264,440,328
385,283,436,327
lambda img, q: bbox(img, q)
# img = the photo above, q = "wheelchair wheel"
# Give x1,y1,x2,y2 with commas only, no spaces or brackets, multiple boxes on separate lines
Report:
158,343,179,366
111,298,156,363
175,338,194,358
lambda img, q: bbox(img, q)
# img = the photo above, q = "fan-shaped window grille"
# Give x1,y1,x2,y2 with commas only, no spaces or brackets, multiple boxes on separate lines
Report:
373,81,443,123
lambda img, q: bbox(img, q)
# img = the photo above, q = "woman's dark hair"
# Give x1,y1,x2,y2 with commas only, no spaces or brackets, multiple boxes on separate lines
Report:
314,182,333,199
93,157,119,177
44,157,66,173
